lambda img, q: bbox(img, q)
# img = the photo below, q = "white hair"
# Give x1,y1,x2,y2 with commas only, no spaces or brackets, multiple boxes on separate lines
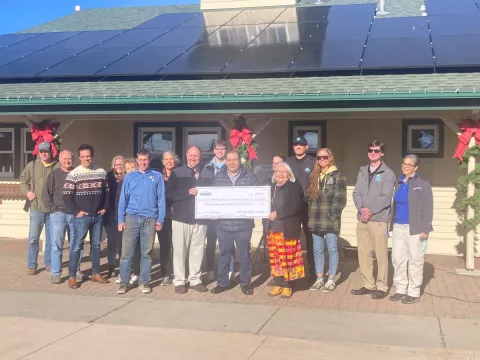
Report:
272,162,296,183
162,151,180,165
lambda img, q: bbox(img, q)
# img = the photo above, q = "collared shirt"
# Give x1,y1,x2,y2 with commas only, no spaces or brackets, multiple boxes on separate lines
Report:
228,170,240,185
394,174,415,224
117,169,165,224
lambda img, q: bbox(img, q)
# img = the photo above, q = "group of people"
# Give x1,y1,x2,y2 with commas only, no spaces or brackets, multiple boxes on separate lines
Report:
20,136,433,304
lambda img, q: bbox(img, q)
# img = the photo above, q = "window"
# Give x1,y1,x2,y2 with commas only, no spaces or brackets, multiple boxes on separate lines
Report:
22,128,35,168
138,127,176,171
0,128,14,178
289,121,326,157
183,127,221,163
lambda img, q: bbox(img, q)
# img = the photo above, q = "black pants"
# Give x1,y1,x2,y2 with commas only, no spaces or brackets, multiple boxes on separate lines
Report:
301,203,315,276
273,276,291,288
157,218,172,277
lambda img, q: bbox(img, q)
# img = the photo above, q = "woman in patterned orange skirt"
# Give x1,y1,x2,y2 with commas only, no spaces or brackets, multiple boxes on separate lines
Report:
267,162,305,298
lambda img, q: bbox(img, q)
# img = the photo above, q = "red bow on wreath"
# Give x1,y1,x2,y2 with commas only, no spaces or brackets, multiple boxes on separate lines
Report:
229,127,258,161
31,123,58,158
452,119,480,161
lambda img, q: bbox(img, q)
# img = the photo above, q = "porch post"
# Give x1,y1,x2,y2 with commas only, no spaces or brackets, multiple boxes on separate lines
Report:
466,136,476,270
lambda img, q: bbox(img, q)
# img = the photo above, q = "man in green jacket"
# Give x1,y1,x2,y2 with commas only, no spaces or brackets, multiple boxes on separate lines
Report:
20,141,59,275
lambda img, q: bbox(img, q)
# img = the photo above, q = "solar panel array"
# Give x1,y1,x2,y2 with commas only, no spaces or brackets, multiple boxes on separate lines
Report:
0,0,480,80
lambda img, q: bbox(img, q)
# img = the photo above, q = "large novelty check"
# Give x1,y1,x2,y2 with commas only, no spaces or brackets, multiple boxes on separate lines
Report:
195,186,271,219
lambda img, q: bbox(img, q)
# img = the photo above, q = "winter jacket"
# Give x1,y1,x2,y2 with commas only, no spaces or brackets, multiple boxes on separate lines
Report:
352,162,396,223
392,174,433,235
269,180,304,239
104,170,123,225
212,165,258,233
286,155,316,194
306,168,347,235
20,159,59,213
166,165,212,224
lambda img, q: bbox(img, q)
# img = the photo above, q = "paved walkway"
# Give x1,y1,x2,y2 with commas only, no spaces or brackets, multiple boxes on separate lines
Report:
2,239,480,319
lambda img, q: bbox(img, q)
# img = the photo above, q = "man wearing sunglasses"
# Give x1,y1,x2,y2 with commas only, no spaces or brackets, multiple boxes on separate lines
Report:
352,140,396,300
287,136,316,279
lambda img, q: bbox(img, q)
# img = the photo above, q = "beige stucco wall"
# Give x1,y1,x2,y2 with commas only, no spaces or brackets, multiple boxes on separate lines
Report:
0,111,475,256
201,0,296,10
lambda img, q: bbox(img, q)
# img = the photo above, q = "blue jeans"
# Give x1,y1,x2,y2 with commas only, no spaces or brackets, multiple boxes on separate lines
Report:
68,214,103,278
312,233,339,278
216,229,252,288
28,210,51,269
50,212,83,276
206,223,234,273
120,214,156,285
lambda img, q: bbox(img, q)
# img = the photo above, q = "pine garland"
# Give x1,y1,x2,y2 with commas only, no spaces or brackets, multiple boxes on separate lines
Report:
457,145,480,231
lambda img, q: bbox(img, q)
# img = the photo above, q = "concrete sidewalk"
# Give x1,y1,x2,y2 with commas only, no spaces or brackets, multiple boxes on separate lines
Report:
1,290,480,360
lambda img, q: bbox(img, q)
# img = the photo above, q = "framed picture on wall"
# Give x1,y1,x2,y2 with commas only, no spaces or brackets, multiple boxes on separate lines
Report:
402,119,444,158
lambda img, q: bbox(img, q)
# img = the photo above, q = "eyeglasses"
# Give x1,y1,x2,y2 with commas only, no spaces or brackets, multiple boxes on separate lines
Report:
402,162,415,168
316,155,329,160
214,147,226,151
368,149,381,154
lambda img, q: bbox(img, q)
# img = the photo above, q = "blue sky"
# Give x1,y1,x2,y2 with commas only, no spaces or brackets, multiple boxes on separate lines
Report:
1,0,198,34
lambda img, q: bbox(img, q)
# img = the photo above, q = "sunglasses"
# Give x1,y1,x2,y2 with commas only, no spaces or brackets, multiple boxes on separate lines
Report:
316,155,329,160
368,149,381,154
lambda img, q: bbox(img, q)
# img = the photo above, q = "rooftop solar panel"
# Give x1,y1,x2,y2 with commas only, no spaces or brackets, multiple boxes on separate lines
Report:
205,24,268,45
136,12,200,29
95,28,172,49
0,34,40,50
310,20,372,41
433,34,480,66
290,39,364,71
148,26,218,46
361,37,434,69
426,0,480,15
0,49,79,77
251,22,321,44
224,8,286,26
327,3,377,20
369,17,429,39
429,14,480,35
273,6,330,23
97,45,191,76
6,32,81,51
50,30,125,50
224,42,302,73
181,10,241,27
39,47,136,77
0,51,34,67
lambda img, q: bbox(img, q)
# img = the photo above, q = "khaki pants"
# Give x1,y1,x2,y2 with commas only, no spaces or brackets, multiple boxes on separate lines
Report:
392,223,427,297
356,221,389,292
172,220,207,287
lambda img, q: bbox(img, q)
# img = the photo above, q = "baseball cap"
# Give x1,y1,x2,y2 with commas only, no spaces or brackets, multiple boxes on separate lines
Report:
293,136,308,146
38,141,52,152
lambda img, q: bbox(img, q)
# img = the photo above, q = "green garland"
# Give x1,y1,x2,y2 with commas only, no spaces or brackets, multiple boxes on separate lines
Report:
457,144,480,231
237,142,259,169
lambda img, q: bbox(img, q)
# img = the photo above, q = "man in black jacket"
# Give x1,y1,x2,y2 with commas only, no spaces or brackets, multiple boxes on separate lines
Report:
166,145,212,294
287,136,316,279
210,150,258,296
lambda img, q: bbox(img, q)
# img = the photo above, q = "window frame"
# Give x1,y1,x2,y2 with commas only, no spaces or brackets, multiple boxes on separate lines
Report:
21,127,35,170
0,127,15,179
183,126,222,161
288,120,327,157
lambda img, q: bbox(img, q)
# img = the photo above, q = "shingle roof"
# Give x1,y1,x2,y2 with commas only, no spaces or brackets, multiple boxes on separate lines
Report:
18,0,423,34
0,73,478,103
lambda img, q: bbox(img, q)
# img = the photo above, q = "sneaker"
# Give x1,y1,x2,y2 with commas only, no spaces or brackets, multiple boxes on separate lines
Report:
401,295,420,304
310,278,324,291
139,283,152,294
192,283,208,293
321,279,336,292
129,274,139,286
76,271,84,282
161,276,172,286
210,286,227,294
117,284,128,295
115,278,121,284
175,285,187,294
27,268,37,276
51,275,61,284
389,293,407,302
241,284,254,296
206,270,216,282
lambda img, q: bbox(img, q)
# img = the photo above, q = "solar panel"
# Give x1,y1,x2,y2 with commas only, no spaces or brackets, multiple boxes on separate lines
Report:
426,0,480,15
361,37,434,69
205,24,268,45
95,28,173,49
251,22,320,44
6,32,81,51
223,43,302,73
224,8,286,26
0,49,79,77
290,39,364,71
0,51,34,67
148,26,218,46
0,33,40,50
39,47,136,77
136,12,200,29
429,14,480,35
310,20,372,41
181,10,241,27
159,44,245,74
97,45,191,76
50,30,125,50
273,6,330,23
327,3,377,20
433,34,480,66
369,17,429,39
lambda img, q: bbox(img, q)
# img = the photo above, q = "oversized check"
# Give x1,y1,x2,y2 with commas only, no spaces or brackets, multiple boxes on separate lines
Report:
195,186,271,219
